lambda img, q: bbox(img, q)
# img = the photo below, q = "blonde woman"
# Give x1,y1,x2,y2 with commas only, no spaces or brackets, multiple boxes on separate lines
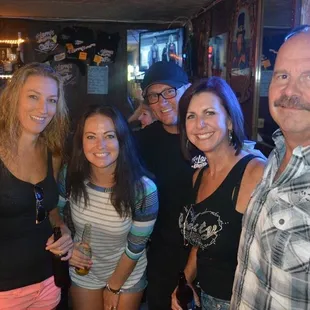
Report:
0,63,73,309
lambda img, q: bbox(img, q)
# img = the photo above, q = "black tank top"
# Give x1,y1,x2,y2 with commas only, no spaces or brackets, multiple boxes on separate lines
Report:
179,154,256,300
0,151,58,291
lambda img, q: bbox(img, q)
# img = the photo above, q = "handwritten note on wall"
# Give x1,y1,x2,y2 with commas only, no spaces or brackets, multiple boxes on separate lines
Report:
87,65,109,94
260,70,273,97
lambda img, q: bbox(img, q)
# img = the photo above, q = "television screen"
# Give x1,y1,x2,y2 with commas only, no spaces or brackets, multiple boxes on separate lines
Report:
139,28,184,71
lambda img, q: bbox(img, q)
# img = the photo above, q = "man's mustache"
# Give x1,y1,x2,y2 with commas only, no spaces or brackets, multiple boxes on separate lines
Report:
274,95,310,111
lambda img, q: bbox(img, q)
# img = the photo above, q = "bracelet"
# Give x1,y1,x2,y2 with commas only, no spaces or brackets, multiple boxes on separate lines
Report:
105,282,122,295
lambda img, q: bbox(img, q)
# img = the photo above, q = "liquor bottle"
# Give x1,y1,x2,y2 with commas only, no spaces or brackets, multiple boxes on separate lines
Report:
0,60,4,75
14,32,24,72
75,223,92,276
52,227,71,288
3,58,12,75
176,271,193,310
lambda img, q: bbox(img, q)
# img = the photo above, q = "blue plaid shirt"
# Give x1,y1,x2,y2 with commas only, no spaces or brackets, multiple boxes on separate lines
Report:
231,129,310,310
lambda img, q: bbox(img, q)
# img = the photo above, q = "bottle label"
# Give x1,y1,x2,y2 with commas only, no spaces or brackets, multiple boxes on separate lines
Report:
3,61,12,72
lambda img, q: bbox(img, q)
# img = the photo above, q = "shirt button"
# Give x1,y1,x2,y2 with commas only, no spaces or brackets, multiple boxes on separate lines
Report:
279,219,285,225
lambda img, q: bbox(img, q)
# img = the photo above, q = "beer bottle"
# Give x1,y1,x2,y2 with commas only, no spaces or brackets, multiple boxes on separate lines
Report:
52,227,71,288
75,223,92,276
176,271,193,310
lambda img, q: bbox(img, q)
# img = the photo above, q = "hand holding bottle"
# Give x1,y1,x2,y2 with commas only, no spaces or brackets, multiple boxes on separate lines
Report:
72,223,92,275
69,242,93,271
46,225,73,260
171,271,201,310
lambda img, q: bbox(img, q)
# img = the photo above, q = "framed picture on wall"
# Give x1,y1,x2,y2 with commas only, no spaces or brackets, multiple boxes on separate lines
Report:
0,48,7,61
232,8,251,71
208,33,228,80
229,0,256,104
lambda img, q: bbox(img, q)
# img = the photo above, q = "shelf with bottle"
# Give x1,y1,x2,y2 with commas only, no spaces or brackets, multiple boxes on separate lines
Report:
0,74,12,79
0,32,24,79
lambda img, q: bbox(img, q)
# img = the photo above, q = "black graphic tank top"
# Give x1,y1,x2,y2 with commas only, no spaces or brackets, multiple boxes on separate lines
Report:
179,154,256,300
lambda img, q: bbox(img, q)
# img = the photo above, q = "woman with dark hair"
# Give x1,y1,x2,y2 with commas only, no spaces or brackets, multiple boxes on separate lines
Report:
171,77,265,309
63,104,158,310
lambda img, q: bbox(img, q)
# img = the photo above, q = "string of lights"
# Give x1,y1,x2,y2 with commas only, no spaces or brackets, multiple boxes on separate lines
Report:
0,39,24,45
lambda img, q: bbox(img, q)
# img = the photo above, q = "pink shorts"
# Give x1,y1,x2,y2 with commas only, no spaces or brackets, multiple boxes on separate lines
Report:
0,276,61,310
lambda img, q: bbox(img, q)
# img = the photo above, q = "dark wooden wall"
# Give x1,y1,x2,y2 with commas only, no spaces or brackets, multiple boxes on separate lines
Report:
191,0,255,137
0,18,164,127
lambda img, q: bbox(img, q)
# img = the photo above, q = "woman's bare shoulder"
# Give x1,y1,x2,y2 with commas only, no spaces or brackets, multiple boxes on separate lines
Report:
244,157,266,183
236,157,266,214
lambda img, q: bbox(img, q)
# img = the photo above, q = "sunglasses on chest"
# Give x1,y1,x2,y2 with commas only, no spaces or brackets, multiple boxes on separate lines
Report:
34,185,47,224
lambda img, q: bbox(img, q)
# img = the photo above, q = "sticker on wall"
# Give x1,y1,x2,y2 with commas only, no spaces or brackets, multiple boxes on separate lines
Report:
51,60,79,86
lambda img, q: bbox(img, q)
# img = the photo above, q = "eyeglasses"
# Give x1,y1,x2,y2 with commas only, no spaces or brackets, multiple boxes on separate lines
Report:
145,87,177,105
34,185,47,224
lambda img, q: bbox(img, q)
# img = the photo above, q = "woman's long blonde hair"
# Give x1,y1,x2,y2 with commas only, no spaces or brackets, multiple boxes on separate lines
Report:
0,63,69,158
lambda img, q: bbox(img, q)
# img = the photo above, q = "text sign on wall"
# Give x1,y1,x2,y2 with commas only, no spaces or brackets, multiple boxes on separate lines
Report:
260,70,273,97
87,65,109,94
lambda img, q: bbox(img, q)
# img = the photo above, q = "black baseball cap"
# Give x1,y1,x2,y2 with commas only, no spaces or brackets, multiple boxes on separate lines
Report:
141,61,189,94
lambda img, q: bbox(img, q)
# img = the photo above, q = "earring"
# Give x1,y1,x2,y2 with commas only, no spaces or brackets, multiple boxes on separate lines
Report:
228,130,233,145
186,139,190,149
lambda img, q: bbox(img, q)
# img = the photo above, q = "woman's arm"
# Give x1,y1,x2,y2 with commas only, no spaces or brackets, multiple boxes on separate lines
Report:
46,157,73,260
103,179,158,309
236,157,266,214
108,179,158,289
184,246,198,284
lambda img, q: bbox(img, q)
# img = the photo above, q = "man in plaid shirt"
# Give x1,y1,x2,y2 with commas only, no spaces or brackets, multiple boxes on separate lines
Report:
231,25,310,310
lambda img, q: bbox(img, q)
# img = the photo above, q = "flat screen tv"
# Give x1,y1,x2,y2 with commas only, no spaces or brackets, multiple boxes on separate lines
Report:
139,28,184,71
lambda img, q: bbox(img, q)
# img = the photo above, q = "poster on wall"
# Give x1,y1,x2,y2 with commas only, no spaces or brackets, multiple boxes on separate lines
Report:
230,1,255,104
87,65,109,95
208,33,228,80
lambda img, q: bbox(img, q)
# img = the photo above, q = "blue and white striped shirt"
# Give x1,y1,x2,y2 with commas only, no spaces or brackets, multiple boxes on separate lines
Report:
58,173,158,290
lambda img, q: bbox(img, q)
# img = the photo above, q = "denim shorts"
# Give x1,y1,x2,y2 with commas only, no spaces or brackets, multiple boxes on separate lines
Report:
72,272,147,293
122,272,147,293
201,291,230,310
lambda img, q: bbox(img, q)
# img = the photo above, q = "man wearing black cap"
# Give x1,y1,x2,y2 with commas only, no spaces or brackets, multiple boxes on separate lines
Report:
135,61,200,309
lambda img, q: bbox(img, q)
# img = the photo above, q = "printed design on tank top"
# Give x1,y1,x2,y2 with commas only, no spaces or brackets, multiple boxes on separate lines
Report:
179,204,228,250
191,155,207,169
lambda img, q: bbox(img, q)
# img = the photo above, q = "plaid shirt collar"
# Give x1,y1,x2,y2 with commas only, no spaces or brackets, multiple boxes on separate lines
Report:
272,128,310,167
